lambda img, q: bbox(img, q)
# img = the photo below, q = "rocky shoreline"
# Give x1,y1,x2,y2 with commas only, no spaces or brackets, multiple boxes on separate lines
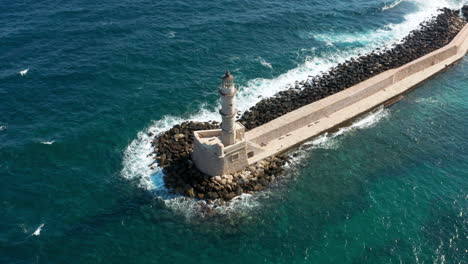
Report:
148,8,467,202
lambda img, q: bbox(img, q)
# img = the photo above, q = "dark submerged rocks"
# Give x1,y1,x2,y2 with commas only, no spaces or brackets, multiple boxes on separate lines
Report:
239,8,466,130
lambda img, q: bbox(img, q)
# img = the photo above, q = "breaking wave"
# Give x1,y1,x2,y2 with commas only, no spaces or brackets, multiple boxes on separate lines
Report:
166,31,176,38
32,223,44,236
315,0,463,45
257,57,273,69
414,96,440,104
19,68,29,76
120,0,460,218
292,106,390,162
382,0,404,11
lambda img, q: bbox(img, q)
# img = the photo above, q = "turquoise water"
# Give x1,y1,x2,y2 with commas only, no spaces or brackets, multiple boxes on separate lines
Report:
1,0,467,263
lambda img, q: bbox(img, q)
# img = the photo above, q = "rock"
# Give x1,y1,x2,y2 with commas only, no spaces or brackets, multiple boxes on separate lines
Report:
174,133,185,141
187,188,195,198
224,192,236,200
175,186,184,194
224,175,233,181
254,184,264,191
207,192,218,200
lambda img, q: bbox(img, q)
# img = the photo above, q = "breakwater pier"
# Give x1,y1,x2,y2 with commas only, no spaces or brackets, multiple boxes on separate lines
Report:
243,21,468,166
151,8,468,201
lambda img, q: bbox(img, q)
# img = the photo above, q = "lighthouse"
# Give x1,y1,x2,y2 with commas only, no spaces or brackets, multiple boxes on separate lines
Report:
192,71,260,176
220,71,237,146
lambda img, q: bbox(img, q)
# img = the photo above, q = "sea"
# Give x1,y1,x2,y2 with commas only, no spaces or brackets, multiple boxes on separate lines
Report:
1,0,467,263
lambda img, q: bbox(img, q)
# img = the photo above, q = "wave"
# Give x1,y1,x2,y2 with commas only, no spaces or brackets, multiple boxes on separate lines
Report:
315,0,464,45
382,0,404,11
166,31,176,38
292,106,390,161
32,223,44,236
0,125,6,131
19,69,29,76
41,141,55,145
120,0,459,217
414,96,439,104
257,57,273,69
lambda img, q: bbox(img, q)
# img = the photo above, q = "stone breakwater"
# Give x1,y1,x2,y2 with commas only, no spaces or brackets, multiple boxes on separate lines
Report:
150,121,290,201
149,8,467,201
151,121,219,168
239,8,466,130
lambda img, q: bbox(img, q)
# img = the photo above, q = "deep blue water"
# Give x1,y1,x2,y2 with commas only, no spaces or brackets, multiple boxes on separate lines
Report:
1,0,467,263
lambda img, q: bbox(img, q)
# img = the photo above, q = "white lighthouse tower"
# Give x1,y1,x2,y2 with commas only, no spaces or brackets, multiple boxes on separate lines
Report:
192,71,257,176
220,71,237,146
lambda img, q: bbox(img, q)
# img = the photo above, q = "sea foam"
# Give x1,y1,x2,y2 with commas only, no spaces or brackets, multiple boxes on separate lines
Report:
166,31,176,38
120,0,460,217
382,0,404,11
292,106,390,162
32,223,44,236
19,69,29,76
315,0,464,46
257,57,273,69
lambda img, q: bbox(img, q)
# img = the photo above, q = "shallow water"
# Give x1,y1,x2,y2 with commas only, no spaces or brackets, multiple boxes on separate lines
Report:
1,0,467,263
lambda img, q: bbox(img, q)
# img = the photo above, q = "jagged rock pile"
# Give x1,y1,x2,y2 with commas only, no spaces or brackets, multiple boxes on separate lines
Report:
149,121,290,201
151,121,219,167
164,155,289,201
239,8,467,129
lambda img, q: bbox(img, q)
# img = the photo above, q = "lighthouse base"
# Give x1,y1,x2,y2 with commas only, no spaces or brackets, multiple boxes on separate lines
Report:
192,122,256,176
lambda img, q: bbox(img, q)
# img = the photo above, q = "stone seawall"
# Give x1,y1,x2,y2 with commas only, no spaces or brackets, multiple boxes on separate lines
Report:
149,8,467,202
